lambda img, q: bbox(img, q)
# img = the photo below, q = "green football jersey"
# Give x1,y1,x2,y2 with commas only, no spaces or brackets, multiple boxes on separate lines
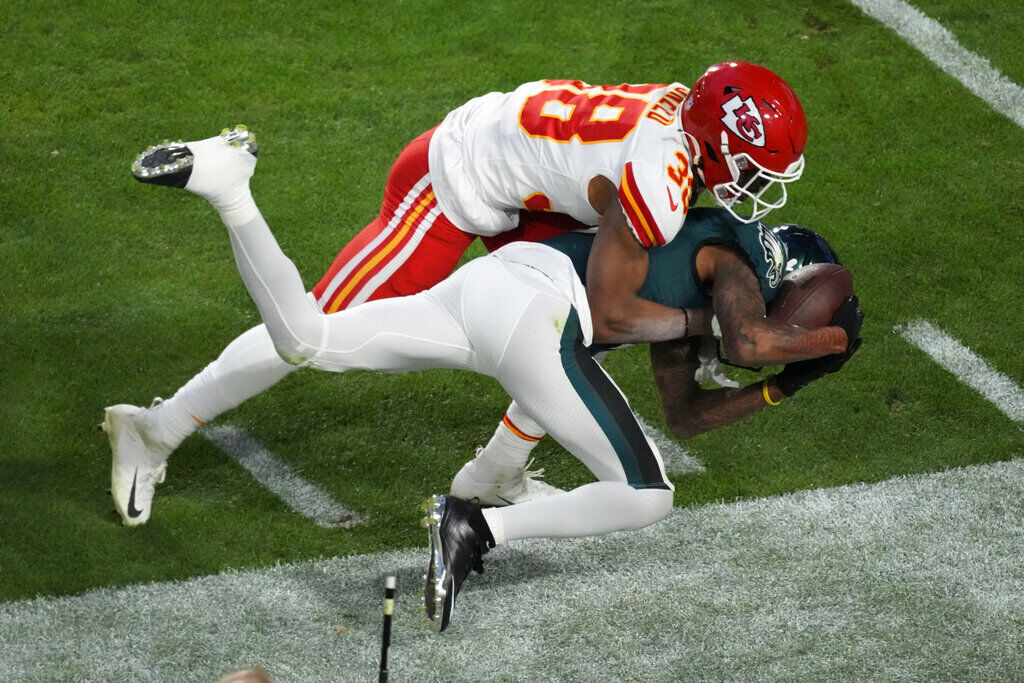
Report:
540,206,787,310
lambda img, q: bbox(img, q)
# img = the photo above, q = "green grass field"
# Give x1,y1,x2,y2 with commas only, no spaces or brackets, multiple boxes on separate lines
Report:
2,0,1022,679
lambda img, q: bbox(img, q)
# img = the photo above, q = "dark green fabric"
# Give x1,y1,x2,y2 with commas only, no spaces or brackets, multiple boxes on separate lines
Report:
542,206,786,309
558,308,671,490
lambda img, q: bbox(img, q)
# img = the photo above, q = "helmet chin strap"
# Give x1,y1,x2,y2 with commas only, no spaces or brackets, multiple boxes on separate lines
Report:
680,129,706,185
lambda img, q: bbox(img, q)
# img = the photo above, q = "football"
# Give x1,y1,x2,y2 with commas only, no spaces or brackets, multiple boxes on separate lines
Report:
766,263,854,328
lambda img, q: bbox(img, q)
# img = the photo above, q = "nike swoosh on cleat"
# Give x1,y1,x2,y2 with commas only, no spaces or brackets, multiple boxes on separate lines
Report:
126,470,143,518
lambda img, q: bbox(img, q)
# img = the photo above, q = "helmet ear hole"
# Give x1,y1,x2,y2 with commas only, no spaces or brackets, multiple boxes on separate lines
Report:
703,142,719,164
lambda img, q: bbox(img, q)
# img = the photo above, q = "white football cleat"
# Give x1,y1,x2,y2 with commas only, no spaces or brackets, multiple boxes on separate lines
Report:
102,402,171,526
450,451,564,506
131,125,257,205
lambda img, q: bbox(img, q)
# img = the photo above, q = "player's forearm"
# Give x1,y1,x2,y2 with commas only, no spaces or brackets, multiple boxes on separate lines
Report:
708,247,847,366
667,381,782,439
591,298,689,344
652,340,769,439
720,318,847,367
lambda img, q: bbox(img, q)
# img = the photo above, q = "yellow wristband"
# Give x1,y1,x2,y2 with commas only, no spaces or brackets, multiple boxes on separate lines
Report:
763,380,782,406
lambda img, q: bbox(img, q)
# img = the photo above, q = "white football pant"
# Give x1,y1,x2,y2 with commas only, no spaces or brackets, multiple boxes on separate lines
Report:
223,209,674,542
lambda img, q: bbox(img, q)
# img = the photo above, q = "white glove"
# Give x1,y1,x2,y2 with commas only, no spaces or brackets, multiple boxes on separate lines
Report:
694,336,739,388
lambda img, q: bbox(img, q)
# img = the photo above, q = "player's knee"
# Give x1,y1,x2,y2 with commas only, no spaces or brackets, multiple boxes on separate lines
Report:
264,309,326,367
271,337,307,366
638,487,674,525
620,486,673,530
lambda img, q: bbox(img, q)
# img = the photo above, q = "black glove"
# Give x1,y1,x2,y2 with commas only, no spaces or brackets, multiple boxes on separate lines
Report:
775,337,863,397
831,294,864,352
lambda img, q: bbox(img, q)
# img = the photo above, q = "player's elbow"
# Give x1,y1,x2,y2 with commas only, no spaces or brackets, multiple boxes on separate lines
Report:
721,336,759,367
590,305,633,344
721,320,778,367
665,406,719,440
666,414,705,440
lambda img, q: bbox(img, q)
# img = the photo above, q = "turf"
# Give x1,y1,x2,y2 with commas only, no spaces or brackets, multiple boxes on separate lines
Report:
4,459,1022,681
1,0,1021,640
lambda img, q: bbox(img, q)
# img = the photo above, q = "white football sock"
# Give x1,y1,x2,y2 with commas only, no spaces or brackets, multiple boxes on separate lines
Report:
146,324,297,450
471,402,545,480
184,134,259,228
482,481,672,545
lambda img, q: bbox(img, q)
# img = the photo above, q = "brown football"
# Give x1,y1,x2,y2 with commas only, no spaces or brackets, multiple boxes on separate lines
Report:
767,263,853,328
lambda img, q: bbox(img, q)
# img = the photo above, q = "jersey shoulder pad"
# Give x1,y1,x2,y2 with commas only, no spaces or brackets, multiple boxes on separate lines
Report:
731,218,787,302
617,144,693,248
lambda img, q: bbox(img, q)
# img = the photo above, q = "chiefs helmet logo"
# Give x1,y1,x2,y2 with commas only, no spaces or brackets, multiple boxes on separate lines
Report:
720,94,766,147
757,222,786,287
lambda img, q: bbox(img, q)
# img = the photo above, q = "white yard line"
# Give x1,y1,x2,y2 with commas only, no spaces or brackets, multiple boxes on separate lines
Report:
201,425,362,528
850,0,1024,128
633,412,705,474
3,458,1021,681
897,320,1024,421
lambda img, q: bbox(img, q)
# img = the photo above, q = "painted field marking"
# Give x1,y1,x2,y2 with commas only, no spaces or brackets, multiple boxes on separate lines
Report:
4,457,1022,681
633,412,705,474
201,424,362,528
850,0,1024,128
897,320,1024,421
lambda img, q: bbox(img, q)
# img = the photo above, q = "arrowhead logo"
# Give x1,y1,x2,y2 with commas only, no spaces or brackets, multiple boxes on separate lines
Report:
127,469,144,518
720,94,766,147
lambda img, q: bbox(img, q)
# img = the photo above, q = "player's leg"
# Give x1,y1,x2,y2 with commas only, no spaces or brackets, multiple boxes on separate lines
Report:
105,128,270,525
312,126,474,312
230,203,478,374
454,211,597,505
424,262,673,630
109,125,472,525
142,126,472,444
449,401,550,505
176,136,476,373
481,298,674,543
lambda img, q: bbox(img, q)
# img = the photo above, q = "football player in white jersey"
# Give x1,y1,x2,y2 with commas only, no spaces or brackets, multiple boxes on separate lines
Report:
126,125,856,631
105,62,807,526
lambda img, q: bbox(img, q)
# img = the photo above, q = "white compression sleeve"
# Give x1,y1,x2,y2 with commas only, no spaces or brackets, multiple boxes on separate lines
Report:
226,213,329,366
150,324,297,448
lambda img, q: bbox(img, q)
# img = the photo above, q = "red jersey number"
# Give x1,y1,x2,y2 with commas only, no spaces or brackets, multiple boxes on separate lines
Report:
519,85,650,144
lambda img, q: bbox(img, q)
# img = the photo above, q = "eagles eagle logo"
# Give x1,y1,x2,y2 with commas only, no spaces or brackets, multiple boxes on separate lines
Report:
758,222,786,288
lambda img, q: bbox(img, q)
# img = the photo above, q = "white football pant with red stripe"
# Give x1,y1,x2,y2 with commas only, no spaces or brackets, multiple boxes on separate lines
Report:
145,127,474,450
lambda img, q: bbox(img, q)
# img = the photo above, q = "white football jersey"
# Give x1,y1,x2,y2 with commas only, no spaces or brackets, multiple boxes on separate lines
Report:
428,79,694,247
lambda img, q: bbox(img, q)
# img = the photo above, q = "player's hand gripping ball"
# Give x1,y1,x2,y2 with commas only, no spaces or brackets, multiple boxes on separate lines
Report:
768,264,865,397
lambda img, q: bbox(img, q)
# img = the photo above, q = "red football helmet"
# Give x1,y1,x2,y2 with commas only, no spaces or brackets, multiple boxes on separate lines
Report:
680,61,807,223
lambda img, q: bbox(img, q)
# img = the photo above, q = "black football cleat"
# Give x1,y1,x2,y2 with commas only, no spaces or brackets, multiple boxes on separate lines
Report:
130,125,257,188
422,494,495,632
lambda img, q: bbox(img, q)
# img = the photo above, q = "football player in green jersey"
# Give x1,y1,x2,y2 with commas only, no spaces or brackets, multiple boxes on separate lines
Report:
452,210,860,504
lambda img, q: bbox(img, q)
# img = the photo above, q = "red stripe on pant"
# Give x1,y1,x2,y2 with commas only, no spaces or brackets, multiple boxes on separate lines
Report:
311,126,475,312
319,184,436,313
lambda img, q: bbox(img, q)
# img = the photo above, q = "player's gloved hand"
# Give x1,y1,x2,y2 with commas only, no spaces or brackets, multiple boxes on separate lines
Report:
775,337,863,397
831,294,864,352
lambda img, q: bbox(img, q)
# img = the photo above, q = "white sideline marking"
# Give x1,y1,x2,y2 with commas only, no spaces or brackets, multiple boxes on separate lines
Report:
3,459,1022,680
850,0,1024,128
633,412,705,474
201,425,362,528
897,320,1024,421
